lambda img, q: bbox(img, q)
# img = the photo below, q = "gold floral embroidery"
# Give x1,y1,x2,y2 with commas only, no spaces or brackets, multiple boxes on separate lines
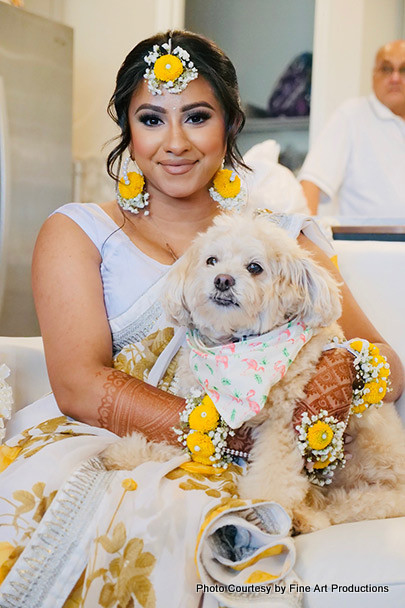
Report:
165,465,240,498
3,417,99,462
0,482,57,584
82,480,157,608
113,327,180,392
0,481,57,539
63,570,85,607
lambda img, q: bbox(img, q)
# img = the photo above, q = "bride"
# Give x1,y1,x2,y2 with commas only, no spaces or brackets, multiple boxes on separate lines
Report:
0,30,403,607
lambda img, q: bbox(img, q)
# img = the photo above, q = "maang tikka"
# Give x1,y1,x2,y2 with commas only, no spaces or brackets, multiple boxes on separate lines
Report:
143,38,198,96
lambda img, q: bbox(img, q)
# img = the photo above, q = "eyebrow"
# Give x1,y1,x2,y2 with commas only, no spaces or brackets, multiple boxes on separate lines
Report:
134,101,216,114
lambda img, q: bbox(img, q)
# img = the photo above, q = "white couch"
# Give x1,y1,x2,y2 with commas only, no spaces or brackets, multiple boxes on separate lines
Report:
1,238,405,606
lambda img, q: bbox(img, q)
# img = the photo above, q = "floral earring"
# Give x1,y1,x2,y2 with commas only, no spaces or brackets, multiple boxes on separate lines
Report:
116,156,150,215
209,163,246,212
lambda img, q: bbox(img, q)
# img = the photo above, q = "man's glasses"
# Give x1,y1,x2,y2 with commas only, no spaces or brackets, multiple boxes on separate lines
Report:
376,64,405,79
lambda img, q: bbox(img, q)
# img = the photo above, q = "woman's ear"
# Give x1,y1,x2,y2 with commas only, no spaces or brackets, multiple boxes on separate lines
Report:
161,246,196,327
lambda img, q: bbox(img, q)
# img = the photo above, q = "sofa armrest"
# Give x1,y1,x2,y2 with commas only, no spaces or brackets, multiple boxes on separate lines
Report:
0,336,51,413
334,240,405,423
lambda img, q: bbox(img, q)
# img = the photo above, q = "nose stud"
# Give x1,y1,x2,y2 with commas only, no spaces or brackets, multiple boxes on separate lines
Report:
214,274,235,292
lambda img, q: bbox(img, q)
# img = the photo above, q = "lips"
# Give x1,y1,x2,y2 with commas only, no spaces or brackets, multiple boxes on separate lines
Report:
159,160,197,175
210,294,239,307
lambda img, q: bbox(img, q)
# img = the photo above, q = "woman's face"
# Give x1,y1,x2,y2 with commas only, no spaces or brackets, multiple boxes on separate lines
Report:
128,76,227,201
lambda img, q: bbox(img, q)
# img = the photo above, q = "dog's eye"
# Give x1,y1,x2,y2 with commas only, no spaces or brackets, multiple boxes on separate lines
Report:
206,257,218,266
247,262,263,275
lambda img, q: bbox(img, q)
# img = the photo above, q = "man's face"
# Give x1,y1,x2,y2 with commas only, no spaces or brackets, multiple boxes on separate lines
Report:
372,40,405,118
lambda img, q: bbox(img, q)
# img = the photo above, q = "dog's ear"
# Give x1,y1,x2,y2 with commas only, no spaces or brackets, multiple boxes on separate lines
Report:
161,245,196,327
280,254,342,327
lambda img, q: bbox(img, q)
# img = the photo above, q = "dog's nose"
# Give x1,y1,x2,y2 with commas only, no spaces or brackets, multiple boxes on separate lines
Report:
214,274,235,292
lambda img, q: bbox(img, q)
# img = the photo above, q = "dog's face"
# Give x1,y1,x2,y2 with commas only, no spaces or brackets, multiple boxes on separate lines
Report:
163,213,341,343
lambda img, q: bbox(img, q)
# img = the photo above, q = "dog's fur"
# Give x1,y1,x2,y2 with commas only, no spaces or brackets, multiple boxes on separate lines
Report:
102,213,405,532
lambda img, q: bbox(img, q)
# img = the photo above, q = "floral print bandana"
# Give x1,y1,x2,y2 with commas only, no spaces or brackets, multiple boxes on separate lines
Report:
186,320,313,429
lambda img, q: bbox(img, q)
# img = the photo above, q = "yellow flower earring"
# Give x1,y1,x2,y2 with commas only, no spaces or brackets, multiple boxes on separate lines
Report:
209,164,247,212
116,156,149,215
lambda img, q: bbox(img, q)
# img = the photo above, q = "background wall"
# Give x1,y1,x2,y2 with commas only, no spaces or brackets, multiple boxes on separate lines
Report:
13,0,185,201
185,0,314,113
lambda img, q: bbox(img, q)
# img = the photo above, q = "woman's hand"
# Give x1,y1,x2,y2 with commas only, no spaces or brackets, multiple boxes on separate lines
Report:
226,425,254,460
293,348,356,430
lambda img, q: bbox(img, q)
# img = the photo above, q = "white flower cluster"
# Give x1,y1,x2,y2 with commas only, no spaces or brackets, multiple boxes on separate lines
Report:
143,42,198,96
0,364,13,444
208,181,247,213
296,409,346,486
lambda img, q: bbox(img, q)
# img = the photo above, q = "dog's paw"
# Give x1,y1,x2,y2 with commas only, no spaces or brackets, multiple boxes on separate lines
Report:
100,432,182,471
292,506,331,534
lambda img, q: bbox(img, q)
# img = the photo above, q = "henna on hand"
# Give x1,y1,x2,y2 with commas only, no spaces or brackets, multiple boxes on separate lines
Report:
293,348,356,430
226,424,254,459
97,369,185,443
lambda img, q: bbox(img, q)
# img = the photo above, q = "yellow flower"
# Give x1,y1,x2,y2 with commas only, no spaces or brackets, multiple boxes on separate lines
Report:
371,355,390,378
307,421,334,450
363,380,387,404
118,172,144,200
352,403,367,415
213,169,241,198
369,343,380,357
0,445,22,473
188,395,219,432
154,54,184,82
186,432,215,465
121,478,138,491
350,339,365,352
312,458,331,470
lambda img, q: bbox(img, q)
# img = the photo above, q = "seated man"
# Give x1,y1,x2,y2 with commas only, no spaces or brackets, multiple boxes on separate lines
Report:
299,39,405,217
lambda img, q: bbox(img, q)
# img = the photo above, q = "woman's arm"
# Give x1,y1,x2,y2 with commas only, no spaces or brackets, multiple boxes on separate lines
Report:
300,180,321,216
297,232,405,401
32,213,185,442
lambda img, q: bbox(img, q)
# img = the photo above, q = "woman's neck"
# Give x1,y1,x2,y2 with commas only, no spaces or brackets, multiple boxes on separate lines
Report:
104,188,220,264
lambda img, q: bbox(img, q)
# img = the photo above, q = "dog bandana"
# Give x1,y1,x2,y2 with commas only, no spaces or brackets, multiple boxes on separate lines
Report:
186,320,313,428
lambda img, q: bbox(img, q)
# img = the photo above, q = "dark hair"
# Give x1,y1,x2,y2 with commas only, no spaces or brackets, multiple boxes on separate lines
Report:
106,30,248,181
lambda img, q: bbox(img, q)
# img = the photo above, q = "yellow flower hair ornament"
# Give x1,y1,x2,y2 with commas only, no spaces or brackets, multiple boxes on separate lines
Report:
143,39,198,95
209,168,247,212
296,409,346,486
173,388,246,470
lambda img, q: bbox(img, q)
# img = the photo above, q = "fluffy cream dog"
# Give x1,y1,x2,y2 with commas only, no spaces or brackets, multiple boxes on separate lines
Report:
103,213,405,532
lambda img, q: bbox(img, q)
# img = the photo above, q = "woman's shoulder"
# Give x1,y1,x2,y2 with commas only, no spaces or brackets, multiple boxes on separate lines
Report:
49,202,120,253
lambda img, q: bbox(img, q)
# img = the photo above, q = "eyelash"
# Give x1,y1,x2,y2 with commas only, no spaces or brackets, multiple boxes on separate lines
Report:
138,110,212,127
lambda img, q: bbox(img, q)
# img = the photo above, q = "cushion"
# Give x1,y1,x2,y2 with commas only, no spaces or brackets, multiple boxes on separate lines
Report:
294,516,405,607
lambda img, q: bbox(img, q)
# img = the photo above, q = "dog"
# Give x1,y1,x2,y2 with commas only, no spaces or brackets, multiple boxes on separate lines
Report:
102,212,405,532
